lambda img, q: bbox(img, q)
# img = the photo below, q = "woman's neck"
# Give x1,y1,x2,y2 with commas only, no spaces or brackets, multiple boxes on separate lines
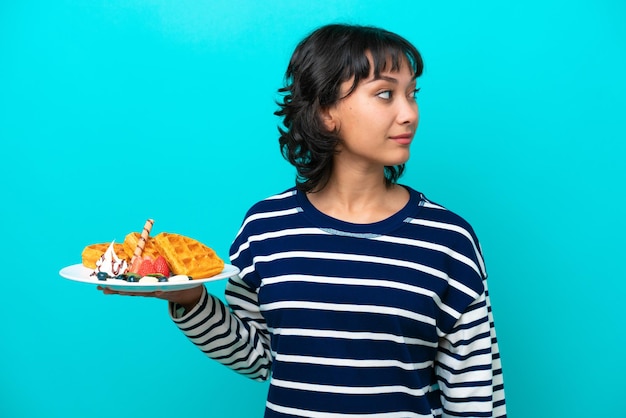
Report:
306,169,409,224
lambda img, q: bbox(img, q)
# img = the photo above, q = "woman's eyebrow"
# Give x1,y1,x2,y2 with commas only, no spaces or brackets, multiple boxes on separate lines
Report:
367,75,417,86
367,75,398,84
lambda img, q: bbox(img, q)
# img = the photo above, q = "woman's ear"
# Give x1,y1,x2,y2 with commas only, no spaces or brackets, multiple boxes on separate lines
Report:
320,106,338,133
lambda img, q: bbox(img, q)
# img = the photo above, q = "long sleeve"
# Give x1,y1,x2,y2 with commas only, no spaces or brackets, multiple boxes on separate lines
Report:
169,275,273,381
435,278,506,417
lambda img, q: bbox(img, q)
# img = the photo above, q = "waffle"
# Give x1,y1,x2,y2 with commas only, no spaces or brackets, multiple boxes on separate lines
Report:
154,232,224,278
123,232,162,260
81,243,129,269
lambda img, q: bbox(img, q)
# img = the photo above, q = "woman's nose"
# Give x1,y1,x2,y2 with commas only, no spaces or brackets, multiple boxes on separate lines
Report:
398,98,419,126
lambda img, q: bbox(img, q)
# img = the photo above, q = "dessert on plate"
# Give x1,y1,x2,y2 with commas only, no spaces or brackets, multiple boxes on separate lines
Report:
81,219,224,283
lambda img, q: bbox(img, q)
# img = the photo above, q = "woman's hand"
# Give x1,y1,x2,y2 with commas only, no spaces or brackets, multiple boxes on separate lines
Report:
97,285,204,312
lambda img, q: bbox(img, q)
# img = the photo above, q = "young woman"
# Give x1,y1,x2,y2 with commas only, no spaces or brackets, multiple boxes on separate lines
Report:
103,24,507,418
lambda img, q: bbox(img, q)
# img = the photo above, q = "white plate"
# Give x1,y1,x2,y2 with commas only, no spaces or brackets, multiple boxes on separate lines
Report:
59,263,240,292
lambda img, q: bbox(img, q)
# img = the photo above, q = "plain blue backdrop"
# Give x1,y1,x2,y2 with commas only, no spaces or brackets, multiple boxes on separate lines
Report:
1,1,625,417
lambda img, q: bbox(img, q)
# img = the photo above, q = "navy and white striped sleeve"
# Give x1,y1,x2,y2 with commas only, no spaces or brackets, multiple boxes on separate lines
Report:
435,285,506,417
168,276,273,381
434,227,506,417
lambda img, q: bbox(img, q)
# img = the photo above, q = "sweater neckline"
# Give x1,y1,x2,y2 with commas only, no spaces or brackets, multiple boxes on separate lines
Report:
295,186,423,235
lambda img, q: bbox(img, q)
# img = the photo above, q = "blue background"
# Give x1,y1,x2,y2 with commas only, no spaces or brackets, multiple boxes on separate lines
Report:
1,1,624,417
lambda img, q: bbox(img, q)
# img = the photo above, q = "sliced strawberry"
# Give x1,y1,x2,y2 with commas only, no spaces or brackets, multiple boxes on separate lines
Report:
129,257,143,274
137,258,155,277
153,255,170,277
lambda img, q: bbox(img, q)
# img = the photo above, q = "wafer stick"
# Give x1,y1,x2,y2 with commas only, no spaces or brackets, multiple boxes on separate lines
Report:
130,219,154,266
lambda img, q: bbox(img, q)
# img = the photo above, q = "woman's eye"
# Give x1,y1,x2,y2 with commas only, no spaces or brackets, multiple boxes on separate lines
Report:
409,88,421,100
377,90,392,100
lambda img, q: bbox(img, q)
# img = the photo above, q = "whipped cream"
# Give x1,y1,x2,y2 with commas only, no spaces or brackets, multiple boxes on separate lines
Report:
95,241,128,277
169,275,192,283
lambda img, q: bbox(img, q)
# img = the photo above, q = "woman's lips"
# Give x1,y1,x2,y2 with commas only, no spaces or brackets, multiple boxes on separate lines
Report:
389,134,413,145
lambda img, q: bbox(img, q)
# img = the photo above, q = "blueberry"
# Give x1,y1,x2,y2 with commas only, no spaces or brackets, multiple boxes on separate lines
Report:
127,275,139,283
157,276,168,282
96,272,109,281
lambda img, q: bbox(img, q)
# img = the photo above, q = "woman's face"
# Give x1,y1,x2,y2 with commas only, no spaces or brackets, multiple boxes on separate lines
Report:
324,57,419,174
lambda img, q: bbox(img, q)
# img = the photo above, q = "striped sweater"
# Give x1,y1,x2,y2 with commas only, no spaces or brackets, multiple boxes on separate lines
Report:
171,186,506,417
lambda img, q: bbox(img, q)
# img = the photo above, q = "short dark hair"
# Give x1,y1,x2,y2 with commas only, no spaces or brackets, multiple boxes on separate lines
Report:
275,24,424,193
